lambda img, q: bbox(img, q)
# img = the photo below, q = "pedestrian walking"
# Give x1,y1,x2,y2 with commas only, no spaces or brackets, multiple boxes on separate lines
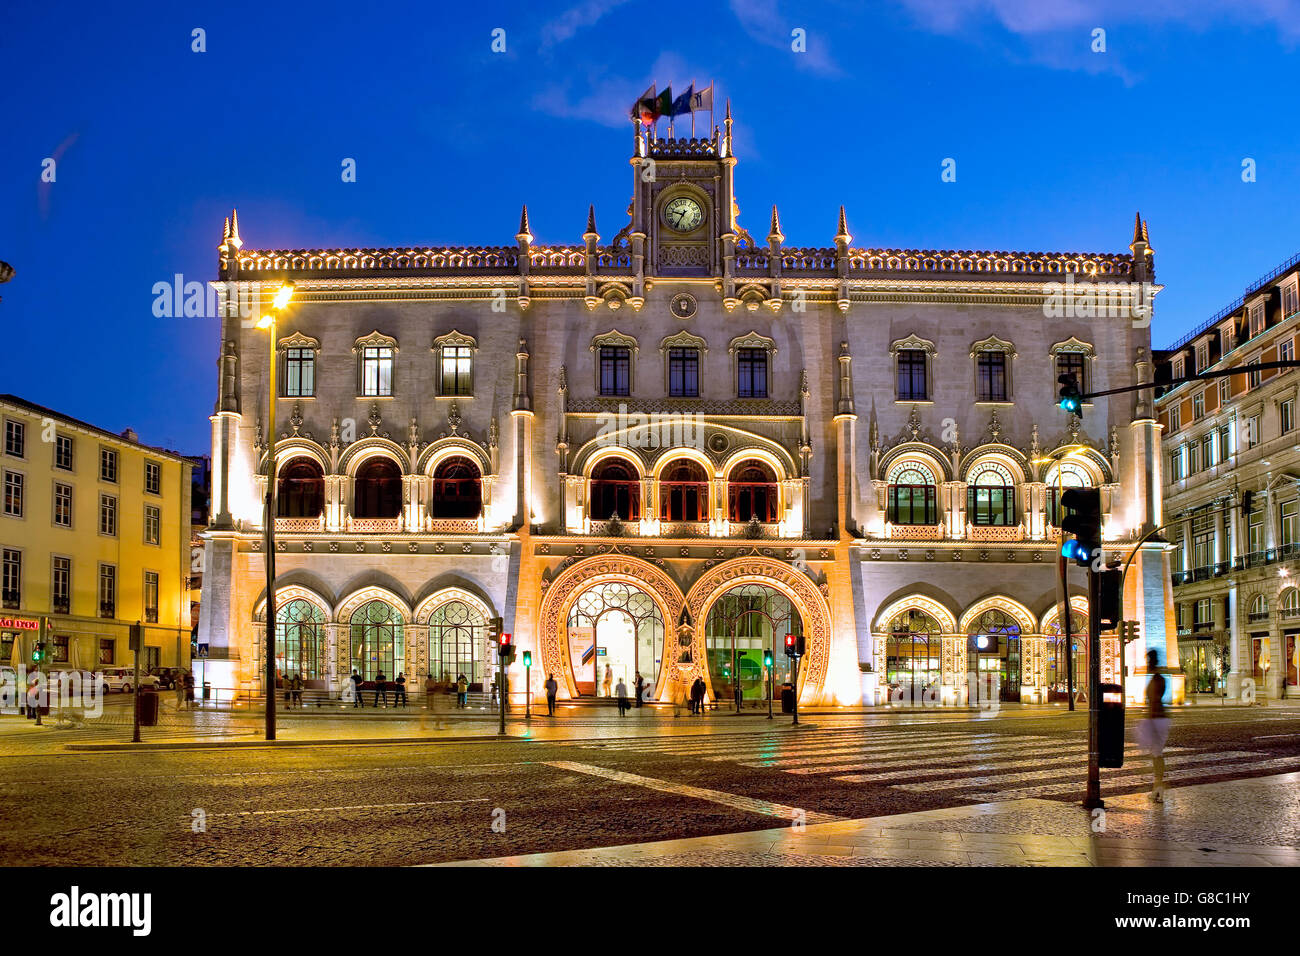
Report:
393,672,407,707
602,663,613,699
424,672,437,708
456,673,468,708
350,670,363,708
615,677,629,716
1138,649,1171,803
183,671,196,710
293,674,304,708
374,670,389,708
174,671,186,711
544,673,558,716
672,676,686,717
634,671,644,708
693,677,707,715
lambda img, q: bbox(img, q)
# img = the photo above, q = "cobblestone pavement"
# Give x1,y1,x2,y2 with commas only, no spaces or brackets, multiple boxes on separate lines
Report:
0,704,1297,865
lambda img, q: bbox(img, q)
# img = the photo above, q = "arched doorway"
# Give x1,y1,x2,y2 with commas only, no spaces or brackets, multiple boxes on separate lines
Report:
431,456,482,519
354,458,403,519
277,458,324,518
566,581,664,696
704,584,802,708
885,609,943,702
966,608,1021,702
349,599,405,680
427,598,486,688
1044,606,1088,702
274,598,327,681
590,457,641,521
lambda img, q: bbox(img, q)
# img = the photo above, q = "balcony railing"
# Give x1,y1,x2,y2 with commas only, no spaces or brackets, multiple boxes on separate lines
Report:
144,608,158,623
276,516,325,533
52,598,70,614
349,517,403,534
1247,611,1270,623
99,601,115,619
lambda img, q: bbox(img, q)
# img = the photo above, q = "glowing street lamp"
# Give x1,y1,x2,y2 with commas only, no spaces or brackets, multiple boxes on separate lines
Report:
257,281,295,740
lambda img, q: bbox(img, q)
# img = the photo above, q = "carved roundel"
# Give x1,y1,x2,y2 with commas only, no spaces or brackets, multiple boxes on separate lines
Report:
708,433,729,454
670,293,698,319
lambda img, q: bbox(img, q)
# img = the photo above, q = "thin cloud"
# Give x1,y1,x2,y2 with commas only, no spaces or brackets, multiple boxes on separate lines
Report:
540,0,635,51
728,0,842,76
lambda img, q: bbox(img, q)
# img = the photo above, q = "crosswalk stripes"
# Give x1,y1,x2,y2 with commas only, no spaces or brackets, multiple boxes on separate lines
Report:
582,725,1300,801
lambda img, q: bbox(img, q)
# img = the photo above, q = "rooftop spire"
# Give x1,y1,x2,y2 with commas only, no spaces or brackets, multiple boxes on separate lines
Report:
585,204,598,237
767,204,784,244
227,208,242,249
516,204,532,244
1131,210,1143,245
835,205,851,245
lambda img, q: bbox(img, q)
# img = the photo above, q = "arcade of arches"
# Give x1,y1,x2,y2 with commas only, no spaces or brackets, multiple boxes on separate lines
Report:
874,596,1119,704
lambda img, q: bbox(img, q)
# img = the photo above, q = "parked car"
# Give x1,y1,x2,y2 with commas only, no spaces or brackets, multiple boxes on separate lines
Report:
150,667,179,690
96,667,160,693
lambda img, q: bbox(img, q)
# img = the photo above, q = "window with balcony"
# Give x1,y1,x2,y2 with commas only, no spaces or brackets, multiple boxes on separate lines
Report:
353,458,402,519
590,458,640,521
1281,588,1300,620
144,571,159,623
727,459,778,523
51,556,70,615
967,462,1016,526
1281,499,1299,547
1248,593,1269,623
277,458,325,518
144,505,160,545
2,549,20,610
887,463,938,526
98,563,116,619
430,456,482,519
659,459,709,522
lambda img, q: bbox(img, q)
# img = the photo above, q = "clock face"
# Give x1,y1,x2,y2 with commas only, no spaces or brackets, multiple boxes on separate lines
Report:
663,196,704,233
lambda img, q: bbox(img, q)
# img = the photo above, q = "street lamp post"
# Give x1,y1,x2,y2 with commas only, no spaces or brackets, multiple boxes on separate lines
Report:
256,282,296,742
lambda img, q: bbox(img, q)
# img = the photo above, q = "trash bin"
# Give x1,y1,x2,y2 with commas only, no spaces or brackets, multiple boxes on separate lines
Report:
1099,682,1125,768
780,683,795,714
137,686,160,727
202,682,211,701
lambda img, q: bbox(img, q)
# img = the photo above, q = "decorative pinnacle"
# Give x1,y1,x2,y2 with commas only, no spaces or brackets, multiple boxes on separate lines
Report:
228,208,242,249
517,204,532,244
767,204,784,244
835,205,851,245
583,204,599,241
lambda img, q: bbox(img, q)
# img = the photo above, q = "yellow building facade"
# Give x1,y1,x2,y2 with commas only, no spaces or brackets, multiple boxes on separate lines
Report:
0,395,193,673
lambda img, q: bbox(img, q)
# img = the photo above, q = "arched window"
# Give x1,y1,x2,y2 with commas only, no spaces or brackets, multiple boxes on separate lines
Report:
274,599,326,680
431,456,481,519
886,609,942,700
728,459,778,523
1281,588,1300,620
349,600,404,681
427,599,486,686
590,458,641,521
568,582,665,694
277,458,324,518
967,462,1016,526
1249,593,1269,623
1046,461,1091,526
1044,606,1088,700
354,458,403,519
887,462,937,526
660,459,709,522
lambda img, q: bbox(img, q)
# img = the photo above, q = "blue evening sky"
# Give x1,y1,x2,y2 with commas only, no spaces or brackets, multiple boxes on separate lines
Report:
2,0,1298,453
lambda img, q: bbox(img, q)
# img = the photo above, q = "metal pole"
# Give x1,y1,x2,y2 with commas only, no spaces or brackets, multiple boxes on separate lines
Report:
767,657,773,720
498,663,506,735
1084,567,1104,810
34,616,46,726
132,630,141,743
785,655,795,728
525,662,531,720
1063,556,1075,711
264,318,278,741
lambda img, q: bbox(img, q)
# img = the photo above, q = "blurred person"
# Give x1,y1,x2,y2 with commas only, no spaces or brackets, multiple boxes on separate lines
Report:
1138,649,1171,803
602,663,613,698
634,671,644,708
183,671,196,710
374,670,389,708
174,671,186,710
615,677,629,716
350,670,363,708
456,673,468,708
393,672,407,707
544,673,558,716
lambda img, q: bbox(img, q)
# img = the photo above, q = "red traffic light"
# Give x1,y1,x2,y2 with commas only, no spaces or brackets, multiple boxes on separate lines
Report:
784,634,795,649
500,632,512,647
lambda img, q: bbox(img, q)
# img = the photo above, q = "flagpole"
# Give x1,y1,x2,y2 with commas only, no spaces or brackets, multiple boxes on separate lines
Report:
690,78,696,139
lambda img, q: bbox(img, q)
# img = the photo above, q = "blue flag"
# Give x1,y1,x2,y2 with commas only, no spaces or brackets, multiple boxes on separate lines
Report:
669,84,694,117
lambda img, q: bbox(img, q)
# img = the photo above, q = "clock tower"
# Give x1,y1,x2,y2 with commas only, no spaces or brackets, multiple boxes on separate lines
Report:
627,101,744,281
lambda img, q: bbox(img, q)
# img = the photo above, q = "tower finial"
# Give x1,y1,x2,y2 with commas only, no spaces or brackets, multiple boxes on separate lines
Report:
835,205,851,245
767,204,784,244
1131,210,1143,245
228,208,242,249
585,204,598,238
517,204,532,244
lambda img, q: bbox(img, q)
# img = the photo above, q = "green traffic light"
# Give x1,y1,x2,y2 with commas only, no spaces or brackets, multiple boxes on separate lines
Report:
522,650,532,667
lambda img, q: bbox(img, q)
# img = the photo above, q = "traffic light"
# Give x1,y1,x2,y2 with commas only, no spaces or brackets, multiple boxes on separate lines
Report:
1119,619,1141,644
1097,568,1122,628
1059,487,1102,568
1057,373,1083,418
498,631,515,664
487,616,503,644
522,650,531,668
784,633,797,658
763,649,773,669
31,642,44,664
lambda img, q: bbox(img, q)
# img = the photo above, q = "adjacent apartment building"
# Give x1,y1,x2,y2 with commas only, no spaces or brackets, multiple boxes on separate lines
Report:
0,395,194,674
1156,252,1300,701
